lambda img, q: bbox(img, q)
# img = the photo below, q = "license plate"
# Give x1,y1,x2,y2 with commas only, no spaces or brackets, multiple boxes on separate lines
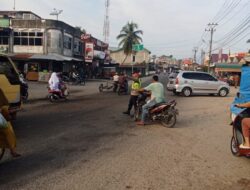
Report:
170,81,173,84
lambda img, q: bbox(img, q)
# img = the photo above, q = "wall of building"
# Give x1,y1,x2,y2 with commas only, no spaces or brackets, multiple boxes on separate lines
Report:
47,29,62,54
110,50,150,64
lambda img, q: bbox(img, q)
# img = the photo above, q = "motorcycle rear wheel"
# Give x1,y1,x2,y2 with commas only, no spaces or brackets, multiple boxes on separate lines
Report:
0,148,5,160
161,110,176,128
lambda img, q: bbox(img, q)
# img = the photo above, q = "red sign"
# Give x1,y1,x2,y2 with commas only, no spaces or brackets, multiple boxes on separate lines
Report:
81,34,91,41
85,43,94,62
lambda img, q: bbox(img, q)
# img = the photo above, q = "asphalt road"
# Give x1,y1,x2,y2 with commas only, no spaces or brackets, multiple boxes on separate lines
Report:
0,74,250,190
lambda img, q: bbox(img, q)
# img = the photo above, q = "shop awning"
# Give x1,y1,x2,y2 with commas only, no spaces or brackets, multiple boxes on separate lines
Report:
31,54,83,62
10,53,83,62
215,63,242,72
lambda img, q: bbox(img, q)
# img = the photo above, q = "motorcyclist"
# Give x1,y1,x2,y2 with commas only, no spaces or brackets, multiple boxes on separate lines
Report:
136,75,166,125
113,72,119,92
123,73,141,115
48,72,65,97
118,73,128,94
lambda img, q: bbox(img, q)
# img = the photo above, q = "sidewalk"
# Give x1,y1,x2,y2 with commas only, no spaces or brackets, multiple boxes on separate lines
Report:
27,76,152,101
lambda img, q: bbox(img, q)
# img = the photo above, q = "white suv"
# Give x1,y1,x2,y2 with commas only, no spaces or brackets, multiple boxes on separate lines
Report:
174,71,230,97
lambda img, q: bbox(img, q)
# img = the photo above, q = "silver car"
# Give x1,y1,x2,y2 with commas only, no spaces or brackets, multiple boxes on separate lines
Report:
174,71,230,97
167,72,178,91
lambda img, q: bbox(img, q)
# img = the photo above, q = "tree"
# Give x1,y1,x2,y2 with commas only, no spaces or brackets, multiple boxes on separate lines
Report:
117,22,143,64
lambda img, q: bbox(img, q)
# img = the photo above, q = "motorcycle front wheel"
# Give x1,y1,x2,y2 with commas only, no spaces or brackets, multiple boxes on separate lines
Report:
161,110,176,128
48,94,57,102
230,136,240,156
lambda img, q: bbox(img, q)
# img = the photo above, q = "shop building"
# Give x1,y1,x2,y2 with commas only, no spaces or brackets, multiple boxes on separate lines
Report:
0,11,84,81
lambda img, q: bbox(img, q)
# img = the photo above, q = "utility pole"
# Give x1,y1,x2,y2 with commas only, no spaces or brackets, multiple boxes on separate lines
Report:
193,47,198,64
13,0,16,10
205,23,218,73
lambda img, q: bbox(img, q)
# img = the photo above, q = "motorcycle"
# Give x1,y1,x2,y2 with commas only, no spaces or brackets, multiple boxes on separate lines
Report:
47,83,69,102
117,81,128,95
230,104,250,157
134,91,178,128
71,72,85,85
19,73,29,102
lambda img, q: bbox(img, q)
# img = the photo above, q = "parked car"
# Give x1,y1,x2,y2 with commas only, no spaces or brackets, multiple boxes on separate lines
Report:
174,71,230,97
167,72,178,92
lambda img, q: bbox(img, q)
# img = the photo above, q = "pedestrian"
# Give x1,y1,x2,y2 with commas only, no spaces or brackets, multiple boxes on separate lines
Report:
123,73,141,115
233,74,239,89
113,72,119,92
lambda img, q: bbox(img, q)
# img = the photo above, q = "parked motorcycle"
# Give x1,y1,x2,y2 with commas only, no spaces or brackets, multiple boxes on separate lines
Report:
134,91,178,128
71,72,85,85
19,73,29,102
47,83,69,102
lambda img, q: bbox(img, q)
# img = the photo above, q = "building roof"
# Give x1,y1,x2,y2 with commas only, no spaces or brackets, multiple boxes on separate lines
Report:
110,47,151,54
0,11,42,19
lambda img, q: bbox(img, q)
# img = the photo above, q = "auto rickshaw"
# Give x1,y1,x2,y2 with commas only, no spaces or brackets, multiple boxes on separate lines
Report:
230,56,250,157
0,89,19,160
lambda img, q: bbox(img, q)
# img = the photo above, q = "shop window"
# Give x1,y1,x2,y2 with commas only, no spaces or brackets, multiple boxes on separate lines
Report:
14,31,43,46
14,37,20,45
64,36,72,49
29,38,35,45
35,38,42,45
0,31,10,45
21,38,28,45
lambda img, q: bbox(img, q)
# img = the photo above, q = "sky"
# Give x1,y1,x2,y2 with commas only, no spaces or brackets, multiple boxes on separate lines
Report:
1,0,250,61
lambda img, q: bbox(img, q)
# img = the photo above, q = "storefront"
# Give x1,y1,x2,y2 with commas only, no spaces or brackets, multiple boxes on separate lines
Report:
11,53,83,81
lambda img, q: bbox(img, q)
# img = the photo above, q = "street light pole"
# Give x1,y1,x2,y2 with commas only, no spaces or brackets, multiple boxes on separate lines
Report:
205,23,218,73
50,9,63,20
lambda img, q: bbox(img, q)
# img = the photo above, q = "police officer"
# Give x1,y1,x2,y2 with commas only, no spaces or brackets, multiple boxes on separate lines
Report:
123,73,141,115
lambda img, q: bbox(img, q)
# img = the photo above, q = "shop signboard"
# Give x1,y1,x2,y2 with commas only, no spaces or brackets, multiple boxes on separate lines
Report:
132,44,144,51
0,18,10,28
85,42,94,62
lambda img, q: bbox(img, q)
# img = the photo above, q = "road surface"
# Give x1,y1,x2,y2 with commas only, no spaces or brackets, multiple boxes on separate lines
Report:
0,74,250,190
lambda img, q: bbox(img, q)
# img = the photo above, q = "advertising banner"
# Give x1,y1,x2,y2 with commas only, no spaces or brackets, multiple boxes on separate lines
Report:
85,43,94,62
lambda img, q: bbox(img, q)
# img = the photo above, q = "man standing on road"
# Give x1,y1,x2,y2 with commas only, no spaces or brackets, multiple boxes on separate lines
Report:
123,73,141,115
136,75,166,125
113,72,119,92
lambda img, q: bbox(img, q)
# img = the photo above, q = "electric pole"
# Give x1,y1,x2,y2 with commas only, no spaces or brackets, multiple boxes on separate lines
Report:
13,0,16,10
205,23,218,73
193,47,198,64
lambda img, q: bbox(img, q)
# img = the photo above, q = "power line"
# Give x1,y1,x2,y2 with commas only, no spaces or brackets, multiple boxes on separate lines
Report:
214,0,242,23
217,1,250,28
214,15,250,48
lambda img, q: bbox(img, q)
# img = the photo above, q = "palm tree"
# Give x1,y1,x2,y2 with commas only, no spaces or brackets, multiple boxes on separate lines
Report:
117,22,143,64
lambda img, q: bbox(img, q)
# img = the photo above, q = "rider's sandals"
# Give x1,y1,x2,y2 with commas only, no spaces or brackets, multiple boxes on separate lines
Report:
239,144,250,149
